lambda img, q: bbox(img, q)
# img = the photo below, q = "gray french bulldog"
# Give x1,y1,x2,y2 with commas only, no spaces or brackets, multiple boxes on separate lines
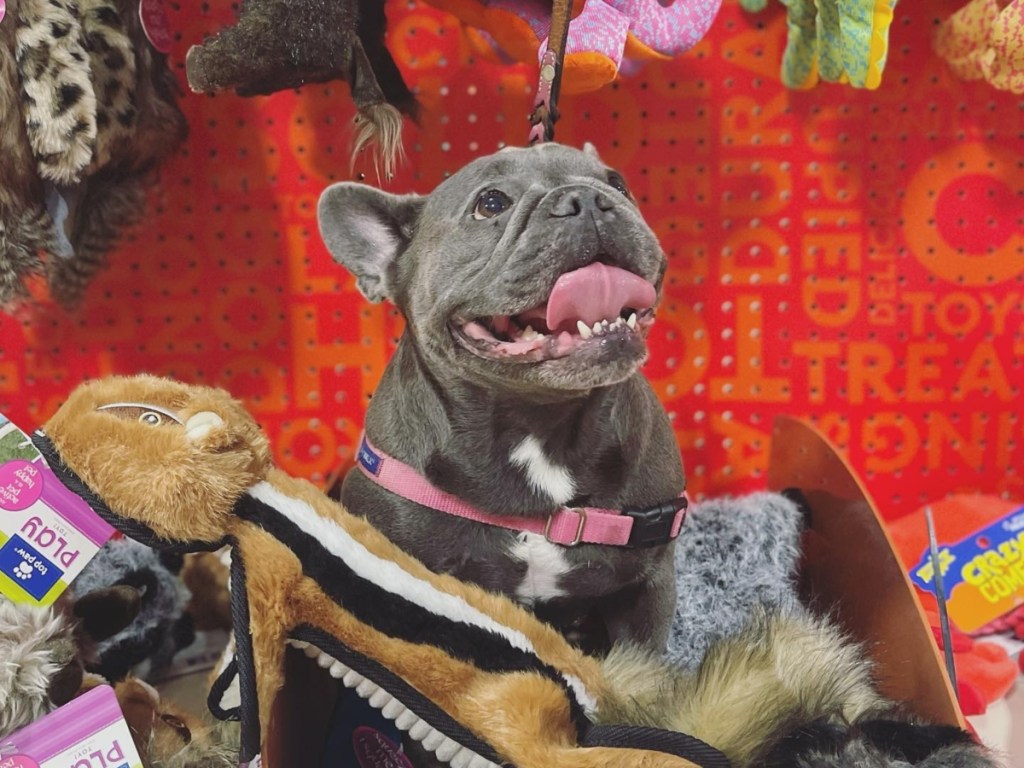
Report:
317,143,685,655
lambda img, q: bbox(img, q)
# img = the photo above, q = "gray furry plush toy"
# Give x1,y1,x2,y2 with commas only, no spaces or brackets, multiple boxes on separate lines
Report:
73,537,194,682
667,491,804,669
0,0,186,308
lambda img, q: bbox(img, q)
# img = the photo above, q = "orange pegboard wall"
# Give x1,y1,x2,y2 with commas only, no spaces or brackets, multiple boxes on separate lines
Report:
0,0,1022,520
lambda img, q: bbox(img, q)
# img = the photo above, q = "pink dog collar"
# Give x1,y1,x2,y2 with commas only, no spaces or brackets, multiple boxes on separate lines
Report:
355,435,687,548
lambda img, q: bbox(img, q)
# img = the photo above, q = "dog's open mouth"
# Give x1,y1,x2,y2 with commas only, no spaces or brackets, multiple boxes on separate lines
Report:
452,262,657,362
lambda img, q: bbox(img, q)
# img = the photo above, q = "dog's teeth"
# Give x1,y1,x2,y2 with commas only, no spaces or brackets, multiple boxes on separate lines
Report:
395,709,419,730
577,320,592,339
592,322,603,335
342,670,362,687
355,679,378,698
328,661,348,679
449,749,474,768
302,645,319,659
422,729,446,751
368,689,392,709
316,653,334,669
466,756,496,768
289,640,308,650
409,720,432,740
382,698,405,720
520,325,542,341
434,737,461,762
627,312,637,329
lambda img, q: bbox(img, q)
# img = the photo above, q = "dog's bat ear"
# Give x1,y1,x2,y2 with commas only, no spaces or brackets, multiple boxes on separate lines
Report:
582,142,601,159
317,183,425,303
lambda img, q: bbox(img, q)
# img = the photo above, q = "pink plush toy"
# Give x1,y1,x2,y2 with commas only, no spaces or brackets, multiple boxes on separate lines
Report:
935,0,1024,94
425,0,722,93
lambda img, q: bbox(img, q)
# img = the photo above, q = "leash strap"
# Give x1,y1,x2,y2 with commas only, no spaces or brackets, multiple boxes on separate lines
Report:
529,0,574,143
355,435,687,548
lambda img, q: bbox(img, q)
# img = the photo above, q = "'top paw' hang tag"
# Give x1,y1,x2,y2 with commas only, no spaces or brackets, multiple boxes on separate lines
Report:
0,685,144,768
0,414,113,606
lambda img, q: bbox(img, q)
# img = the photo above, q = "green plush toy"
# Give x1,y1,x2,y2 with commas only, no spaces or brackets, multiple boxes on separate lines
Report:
740,0,898,89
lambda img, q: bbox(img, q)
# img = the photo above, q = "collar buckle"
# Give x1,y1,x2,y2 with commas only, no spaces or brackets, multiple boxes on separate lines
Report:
623,497,688,547
545,508,587,546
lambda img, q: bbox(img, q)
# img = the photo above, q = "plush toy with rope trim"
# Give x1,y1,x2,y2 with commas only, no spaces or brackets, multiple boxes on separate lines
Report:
31,374,999,768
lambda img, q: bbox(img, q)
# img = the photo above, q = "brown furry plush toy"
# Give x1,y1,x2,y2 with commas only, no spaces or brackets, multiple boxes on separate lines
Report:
116,677,239,768
0,0,187,308
181,551,232,632
185,0,416,178
32,375,997,768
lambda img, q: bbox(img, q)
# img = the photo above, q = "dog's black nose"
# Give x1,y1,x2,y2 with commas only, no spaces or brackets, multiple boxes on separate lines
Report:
550,188,615,217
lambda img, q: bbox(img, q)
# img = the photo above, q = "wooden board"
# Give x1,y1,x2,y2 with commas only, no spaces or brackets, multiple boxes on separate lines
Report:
768,415,965,728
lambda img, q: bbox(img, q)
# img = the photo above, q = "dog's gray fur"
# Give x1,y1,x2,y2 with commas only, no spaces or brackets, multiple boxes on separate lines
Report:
318,144,685,653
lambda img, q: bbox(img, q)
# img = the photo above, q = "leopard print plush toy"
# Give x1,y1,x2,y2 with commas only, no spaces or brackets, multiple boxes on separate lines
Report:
0,0,186,308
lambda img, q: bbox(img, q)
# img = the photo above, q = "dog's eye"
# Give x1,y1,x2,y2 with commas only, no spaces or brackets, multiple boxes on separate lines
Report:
607,172,630,196
472,189,513,220
139,411,163,426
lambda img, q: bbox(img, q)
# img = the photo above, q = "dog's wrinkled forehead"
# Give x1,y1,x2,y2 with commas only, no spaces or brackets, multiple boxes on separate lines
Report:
423,144,613,214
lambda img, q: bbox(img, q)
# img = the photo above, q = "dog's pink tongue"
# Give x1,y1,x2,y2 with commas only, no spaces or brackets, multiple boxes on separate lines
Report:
545,263,656,332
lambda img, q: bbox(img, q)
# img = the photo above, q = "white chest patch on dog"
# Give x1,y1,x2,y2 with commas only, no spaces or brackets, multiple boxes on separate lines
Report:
509,436,576,505
509,532,570,604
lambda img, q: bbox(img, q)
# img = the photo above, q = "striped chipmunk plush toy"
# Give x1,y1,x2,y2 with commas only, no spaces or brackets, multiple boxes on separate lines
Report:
31,375,997,768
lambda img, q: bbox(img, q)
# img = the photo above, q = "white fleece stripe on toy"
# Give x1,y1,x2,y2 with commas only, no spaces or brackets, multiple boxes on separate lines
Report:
246,481,598,715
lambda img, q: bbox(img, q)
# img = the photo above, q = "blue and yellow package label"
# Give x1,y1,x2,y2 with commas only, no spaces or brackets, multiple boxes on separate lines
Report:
910,506,1024,632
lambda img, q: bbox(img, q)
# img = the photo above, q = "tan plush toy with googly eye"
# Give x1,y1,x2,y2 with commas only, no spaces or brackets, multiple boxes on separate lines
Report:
34,374,724,768
34,375,997,768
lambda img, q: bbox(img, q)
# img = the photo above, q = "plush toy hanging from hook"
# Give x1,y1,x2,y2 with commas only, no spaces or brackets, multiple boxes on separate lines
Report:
426,0,722,94
934,0,1024,95
184,0,417,179
0,0,187,309
739,0,898,89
